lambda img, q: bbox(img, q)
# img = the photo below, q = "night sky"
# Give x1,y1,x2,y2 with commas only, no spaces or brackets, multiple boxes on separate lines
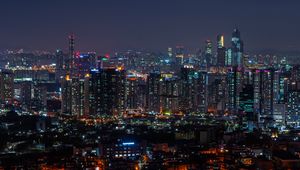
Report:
0,0,300,54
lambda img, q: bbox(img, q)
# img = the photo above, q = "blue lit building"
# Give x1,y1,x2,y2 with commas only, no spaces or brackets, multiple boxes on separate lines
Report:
101,139,142,160
231,28,244,67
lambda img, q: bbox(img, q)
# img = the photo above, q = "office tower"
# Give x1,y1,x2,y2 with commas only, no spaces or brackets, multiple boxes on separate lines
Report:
137,82,147,110
103,68,126,116
147,71,161,113
179,67,207,114
88,70,102,116
253,69,274,127
205,40,213,67
55,49,65,82
126,75,139,110
71,77,86,117
273,70,287,127
61,35,75,115
160,73,179,114
225,48,232,66
61,75,72,114
207,74,227,113
31,83,47,112
231,28,244,67
273,70,288,104
226,66,244,114
179,67,192,113
0,70,14,104
195,71,208,113
89,68,126,116
217,35,226,67
125,75,147,113
239,84,255,130
68,34,75,76
287,86,300,127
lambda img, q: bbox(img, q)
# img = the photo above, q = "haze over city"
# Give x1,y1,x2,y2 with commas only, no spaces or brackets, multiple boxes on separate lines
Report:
0,0,300,53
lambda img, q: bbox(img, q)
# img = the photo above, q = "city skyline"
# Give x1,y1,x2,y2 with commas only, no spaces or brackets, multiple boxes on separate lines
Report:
1,1,300,169
1,0,300,54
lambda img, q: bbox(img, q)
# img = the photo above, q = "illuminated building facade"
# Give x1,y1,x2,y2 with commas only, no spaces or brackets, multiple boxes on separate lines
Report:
225,48,233,66
55,49,65,82
217,35,226,67
61,35,75,115
147,72,161,113
287,88,300,127
231,28,244,67
205,40,213,67
101,140,141,160
179,67,207,114
160,73,180,114
88,68,126,116
61,75,72,114
226,66,244,114
253,69,274,127
239,84,255,129
207,74,227,113
71,78,87,117
125,75,139,110
0,70,14,104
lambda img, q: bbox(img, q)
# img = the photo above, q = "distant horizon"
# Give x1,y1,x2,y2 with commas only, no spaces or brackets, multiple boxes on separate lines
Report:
1,0,300,54
1,46,300,56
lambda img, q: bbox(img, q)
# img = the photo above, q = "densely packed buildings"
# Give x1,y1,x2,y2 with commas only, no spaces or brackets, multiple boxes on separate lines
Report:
1,29,300,169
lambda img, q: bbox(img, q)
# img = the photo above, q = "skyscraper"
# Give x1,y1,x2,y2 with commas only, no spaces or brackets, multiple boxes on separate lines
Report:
160,73,180,114
205,40,213,67
68,34,75,77
126,75,139,110
253,69,274,127
207,74,227,113
226,66,244,114
55,49,65,82
88,68,126,116
0,70,14,104
71,77,87,117
61,35,75,115
61,75,72,114
231,28,244,67
179,67,207,114
147,71,161,113
225,48,232,66
239,84,255,129
287,87,300,127
217,35,226,67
